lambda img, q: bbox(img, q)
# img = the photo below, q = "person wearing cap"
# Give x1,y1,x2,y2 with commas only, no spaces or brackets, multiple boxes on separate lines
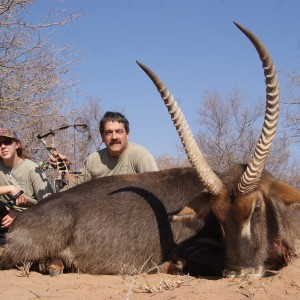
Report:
50,111,159,188
0,128,53,235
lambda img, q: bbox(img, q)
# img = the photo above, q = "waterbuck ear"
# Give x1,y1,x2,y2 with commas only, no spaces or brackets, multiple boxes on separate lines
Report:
169,192,211,222
262,177,300,208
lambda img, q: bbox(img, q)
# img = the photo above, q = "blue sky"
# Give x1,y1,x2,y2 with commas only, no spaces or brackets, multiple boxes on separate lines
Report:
34,0,300,157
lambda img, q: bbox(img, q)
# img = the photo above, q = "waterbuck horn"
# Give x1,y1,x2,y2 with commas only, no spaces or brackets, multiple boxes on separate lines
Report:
136,60,223,196
233,22,280,194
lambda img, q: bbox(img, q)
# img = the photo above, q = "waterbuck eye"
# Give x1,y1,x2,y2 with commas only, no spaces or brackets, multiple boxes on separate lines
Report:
253,202,261,213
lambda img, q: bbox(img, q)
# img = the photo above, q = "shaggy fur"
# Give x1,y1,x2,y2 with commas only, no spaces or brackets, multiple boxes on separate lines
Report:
0,165,299,277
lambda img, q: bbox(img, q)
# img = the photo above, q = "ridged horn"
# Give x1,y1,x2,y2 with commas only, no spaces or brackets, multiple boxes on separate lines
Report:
136,60,223,195
234,22,280,194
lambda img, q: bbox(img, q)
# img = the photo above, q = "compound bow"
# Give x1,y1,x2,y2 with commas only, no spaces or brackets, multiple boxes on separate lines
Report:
37,120,89,192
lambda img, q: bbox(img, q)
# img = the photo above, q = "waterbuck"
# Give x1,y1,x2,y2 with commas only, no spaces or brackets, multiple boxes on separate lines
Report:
0,22,299,278
136,22,300,277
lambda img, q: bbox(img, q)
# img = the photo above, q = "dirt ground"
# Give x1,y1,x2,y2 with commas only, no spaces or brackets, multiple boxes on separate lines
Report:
0,253,299,300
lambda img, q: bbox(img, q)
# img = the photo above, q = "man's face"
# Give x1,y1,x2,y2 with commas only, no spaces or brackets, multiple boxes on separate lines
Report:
101,121,129,158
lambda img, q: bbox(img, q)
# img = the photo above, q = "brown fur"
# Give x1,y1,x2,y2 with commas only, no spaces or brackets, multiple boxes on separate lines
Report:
0,165,299,277
0,168,221,276
211,167,300,276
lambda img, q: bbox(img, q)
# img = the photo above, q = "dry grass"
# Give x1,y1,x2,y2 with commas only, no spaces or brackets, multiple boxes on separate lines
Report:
16,261,33,277
123,272,195,298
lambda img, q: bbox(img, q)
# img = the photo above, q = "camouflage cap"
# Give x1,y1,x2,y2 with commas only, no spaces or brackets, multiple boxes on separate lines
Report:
0,128,19,140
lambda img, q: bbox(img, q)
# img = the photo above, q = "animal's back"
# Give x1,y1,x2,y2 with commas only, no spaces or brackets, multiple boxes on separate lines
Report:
1,168,208,274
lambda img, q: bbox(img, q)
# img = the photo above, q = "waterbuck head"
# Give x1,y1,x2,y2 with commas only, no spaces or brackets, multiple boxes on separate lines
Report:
137,22,300,277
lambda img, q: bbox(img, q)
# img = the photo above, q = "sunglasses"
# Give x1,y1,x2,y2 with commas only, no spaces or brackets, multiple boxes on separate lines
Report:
0,138,15,147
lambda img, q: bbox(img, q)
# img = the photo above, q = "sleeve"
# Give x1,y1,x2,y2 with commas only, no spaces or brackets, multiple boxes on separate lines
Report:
134,147,159,173
29,167,54,201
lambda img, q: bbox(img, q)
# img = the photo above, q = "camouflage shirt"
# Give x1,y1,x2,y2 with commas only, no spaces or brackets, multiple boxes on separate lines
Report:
0,159,53,211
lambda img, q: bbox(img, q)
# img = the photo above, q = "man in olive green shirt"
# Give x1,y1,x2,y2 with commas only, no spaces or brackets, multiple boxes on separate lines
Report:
50,111,158,187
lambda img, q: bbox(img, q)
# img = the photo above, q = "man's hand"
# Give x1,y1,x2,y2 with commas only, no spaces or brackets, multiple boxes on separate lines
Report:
49,150,70,170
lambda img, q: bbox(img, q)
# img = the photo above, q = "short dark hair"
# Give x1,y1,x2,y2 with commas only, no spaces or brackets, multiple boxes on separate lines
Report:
99,111,130,136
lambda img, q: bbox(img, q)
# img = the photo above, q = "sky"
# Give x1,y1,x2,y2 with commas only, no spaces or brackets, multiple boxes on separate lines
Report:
32,0,300,158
